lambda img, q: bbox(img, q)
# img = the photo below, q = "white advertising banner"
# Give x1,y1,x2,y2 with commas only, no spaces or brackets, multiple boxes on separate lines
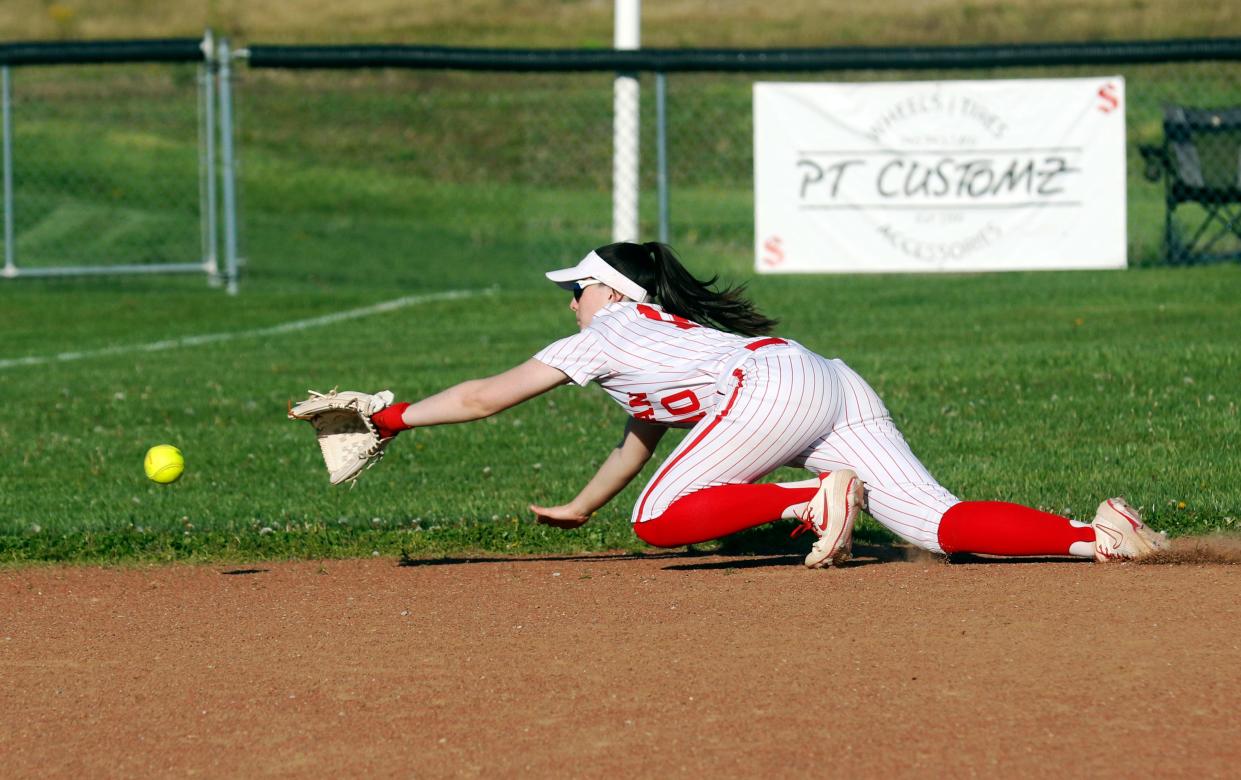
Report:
753,77,1127,273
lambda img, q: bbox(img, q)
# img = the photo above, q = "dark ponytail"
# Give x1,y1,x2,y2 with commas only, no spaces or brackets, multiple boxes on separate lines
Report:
593,241,778,337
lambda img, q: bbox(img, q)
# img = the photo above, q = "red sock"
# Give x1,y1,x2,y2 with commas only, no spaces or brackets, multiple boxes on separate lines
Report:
634,483,818,548
937,501,1094,556
371,402,412,439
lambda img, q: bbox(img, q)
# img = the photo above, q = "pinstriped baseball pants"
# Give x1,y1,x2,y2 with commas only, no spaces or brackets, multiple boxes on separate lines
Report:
632,344,959,553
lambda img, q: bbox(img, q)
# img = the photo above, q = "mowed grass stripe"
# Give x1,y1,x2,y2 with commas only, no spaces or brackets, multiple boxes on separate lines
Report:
0,287,495,371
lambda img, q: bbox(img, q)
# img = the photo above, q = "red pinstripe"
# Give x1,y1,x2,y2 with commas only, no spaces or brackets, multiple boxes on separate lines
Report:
634,367,748,523
797,360,959,551
635,348,837,523
536,302,963,552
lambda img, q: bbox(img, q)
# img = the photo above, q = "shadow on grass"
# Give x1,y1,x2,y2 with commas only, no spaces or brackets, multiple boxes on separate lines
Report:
396,520,919,569
662,543,915,570
662,555,803,570
394,516,1130,570
942,553,1088,565
397,550,699,567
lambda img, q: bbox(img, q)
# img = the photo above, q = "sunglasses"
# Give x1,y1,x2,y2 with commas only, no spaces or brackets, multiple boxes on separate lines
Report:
572,278,604,301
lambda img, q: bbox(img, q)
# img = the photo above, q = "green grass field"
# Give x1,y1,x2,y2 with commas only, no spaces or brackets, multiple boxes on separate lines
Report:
3,10,1241,564
3,233,1239,563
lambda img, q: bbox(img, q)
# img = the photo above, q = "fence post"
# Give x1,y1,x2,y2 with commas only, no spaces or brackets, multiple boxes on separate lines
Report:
655,71,668,244
612,0,640,243
217,37,240,295
200,30,219,284
2,66,14,278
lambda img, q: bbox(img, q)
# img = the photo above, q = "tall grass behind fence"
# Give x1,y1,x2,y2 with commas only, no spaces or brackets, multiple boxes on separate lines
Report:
2,43,1239,283
2,62,205,270
236,69,628,294
235,58,1240,281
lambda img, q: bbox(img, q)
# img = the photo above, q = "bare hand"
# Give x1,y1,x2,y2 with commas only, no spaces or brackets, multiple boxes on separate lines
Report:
529,503,591,529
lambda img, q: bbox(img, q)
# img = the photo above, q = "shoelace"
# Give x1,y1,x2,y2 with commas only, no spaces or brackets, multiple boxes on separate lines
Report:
790,472,832,539
789,504,819,539
789,519,813,539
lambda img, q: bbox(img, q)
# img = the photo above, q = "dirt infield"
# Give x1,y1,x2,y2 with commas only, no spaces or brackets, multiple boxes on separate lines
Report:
3,541,1240,777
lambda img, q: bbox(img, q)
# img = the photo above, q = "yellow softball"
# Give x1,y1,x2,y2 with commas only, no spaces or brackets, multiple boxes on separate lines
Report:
144,444,185,484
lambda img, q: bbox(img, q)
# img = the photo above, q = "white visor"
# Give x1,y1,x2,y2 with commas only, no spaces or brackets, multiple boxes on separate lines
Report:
545,251,651,303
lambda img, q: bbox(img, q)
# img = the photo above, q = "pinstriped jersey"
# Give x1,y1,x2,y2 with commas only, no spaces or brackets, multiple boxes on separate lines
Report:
533,301,752,427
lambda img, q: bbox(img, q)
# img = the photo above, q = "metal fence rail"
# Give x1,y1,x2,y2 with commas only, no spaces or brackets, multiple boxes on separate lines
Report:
244,38,1241,71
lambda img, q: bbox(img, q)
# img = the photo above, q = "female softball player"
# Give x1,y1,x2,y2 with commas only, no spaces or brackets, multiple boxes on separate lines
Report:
371,241,1168,567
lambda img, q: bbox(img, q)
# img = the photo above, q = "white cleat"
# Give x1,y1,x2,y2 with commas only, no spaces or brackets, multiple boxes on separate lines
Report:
1093,497,1170,562
799,469,864,569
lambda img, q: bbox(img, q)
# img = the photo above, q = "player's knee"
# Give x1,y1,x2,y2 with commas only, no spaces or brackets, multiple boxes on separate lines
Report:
632,515,682,548
631,491,712,547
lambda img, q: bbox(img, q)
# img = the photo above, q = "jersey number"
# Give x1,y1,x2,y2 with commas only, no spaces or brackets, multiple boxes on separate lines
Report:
631,305,702,421
628,389,702,420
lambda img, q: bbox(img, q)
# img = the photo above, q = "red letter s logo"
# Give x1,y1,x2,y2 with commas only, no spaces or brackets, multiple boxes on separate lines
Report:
1097,83,1120,114
762,236,785,267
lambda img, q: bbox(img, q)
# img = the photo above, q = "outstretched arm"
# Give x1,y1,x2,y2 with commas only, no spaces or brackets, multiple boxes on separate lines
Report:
395,358,570,428
531,417,667,529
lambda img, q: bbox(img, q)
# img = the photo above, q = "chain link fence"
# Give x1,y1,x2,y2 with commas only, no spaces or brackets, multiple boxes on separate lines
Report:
3,39,1239,292
234,67,621,291
1,45,219,280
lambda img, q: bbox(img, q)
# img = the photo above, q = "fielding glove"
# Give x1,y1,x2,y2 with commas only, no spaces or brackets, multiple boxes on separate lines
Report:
288,388,396,485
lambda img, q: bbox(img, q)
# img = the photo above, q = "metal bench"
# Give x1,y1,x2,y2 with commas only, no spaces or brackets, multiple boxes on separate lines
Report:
1140,105,1241,264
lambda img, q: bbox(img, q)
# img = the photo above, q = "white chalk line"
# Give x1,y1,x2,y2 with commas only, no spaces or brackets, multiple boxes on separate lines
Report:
0,287,495,371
